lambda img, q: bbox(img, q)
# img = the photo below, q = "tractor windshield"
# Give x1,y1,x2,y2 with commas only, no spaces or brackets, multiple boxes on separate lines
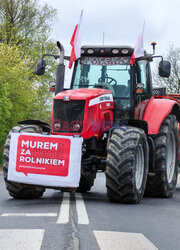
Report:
72,56,131,98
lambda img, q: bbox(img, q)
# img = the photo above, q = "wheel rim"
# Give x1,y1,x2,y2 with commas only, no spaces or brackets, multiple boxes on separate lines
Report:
166,131,176,183
135,144,144,190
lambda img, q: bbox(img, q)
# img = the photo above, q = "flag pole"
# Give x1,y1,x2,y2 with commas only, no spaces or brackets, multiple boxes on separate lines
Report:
103,32,105,45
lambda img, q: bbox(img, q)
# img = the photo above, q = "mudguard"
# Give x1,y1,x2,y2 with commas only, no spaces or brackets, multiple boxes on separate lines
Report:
143,97,180,135
18,119,51,133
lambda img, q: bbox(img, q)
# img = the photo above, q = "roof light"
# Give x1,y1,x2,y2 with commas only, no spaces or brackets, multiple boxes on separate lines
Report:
112,49,119,54
151,42,157,46
87,49,94,54
121,49,129,54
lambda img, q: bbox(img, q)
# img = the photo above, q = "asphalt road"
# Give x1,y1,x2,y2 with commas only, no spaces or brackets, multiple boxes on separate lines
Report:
0,171,180,250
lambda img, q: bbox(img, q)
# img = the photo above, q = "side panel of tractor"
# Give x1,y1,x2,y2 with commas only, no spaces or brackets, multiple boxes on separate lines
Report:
143,97,180,134
166,94,180,160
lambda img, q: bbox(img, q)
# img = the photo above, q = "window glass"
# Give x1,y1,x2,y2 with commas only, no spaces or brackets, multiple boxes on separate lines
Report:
136,60,148,97
72,57,131,98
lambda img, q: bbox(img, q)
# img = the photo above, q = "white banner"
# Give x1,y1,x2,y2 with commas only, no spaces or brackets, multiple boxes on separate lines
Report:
8,133,83,188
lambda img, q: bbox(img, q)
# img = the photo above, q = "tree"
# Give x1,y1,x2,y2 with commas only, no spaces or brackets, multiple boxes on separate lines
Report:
0,39,58,163
0,0,58,124
19,32,58,123
0,43,36,158
154,45,180,94
0,0,57,44
0,0,58,163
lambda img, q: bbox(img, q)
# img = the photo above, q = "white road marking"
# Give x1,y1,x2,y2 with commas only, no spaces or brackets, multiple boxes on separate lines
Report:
177,174,180,185
75,193,89,224
0,229,44,250
1,213,57,217
56,192,70,224
94,231,158,250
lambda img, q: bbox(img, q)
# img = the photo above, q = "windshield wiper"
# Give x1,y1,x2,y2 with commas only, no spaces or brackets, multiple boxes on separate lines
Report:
75,84,94,87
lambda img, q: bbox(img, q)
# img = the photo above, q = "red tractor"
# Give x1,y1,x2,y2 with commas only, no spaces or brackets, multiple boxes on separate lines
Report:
3,42,180,203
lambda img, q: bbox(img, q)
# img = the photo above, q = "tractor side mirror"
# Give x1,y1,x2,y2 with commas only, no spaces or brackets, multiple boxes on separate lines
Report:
159,60,171,78
35,59,46,76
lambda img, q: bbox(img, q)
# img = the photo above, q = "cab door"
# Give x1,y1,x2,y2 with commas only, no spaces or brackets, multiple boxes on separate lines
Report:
134,60,153,120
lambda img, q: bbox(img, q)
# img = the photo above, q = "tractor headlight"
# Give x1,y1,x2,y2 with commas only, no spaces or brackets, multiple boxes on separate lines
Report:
72,122,81,131
54,122,61,130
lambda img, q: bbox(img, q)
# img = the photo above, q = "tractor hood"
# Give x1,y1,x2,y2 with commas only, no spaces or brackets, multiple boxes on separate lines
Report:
54,88,112,101
52,88,114,138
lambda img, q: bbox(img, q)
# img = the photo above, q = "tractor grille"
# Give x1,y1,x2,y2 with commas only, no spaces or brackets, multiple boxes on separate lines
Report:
53,100,85,133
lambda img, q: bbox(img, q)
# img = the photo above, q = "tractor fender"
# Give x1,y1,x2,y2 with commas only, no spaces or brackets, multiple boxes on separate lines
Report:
143,97,180,135
119,119,148,135
18,119,51,133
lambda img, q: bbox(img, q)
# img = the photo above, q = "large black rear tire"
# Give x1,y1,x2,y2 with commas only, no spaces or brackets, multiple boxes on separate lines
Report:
3,124,46,199
106,126,149,203
145,115,179,197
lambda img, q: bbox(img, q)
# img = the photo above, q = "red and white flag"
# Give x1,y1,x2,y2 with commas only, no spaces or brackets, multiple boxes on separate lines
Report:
69,10,83,69
130,22,145,65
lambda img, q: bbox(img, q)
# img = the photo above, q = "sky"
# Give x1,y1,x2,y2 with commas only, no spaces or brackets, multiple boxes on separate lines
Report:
40,0,180,85
41,0,180,55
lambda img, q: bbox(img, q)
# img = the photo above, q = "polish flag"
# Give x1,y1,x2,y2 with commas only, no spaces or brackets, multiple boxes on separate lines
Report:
130,22,145,65
69,10,83,69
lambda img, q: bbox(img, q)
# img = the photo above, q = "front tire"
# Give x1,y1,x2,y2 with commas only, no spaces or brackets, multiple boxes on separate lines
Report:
145,115,179,197
106,126,149,203
76,171,96,193
3,124,46,199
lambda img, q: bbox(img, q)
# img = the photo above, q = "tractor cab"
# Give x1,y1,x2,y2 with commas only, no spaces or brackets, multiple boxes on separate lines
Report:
70,45,153,120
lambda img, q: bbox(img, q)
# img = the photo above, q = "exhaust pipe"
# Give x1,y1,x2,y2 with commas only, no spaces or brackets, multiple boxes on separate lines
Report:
55,41,65,95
